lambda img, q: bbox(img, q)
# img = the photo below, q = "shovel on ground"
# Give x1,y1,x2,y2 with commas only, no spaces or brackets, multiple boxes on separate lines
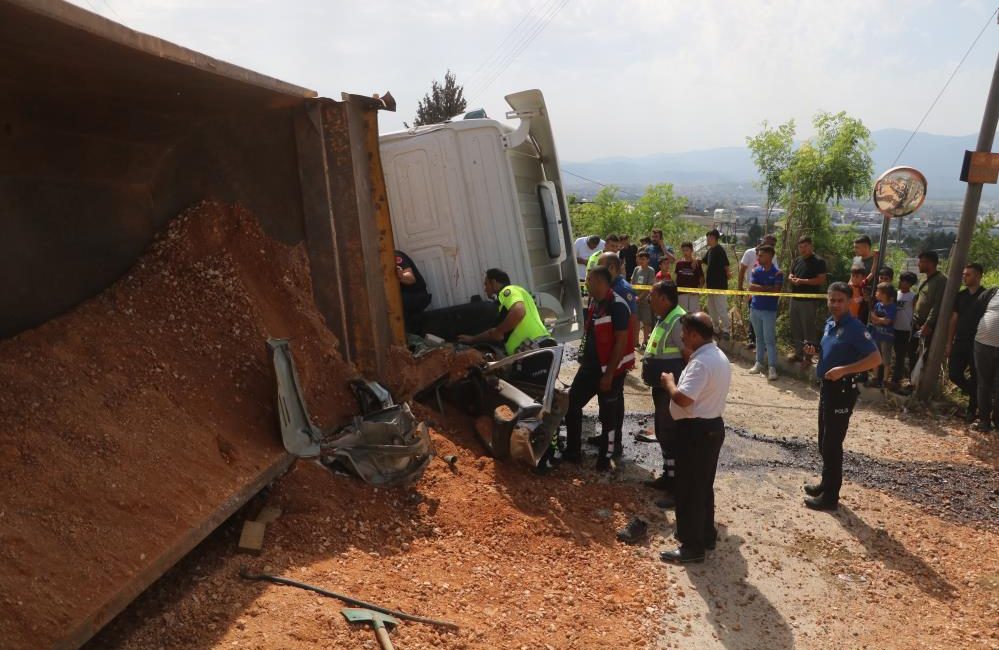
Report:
342,608,399,649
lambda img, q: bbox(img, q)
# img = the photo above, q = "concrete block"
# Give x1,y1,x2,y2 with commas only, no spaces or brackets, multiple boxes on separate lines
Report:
238,520,267,554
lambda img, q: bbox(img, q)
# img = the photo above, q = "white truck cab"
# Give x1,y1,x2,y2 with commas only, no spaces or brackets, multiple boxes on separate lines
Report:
379,89,583,342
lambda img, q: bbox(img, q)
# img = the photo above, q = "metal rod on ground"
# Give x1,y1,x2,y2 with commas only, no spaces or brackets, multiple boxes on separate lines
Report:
917,47,999,400
238,568,460,629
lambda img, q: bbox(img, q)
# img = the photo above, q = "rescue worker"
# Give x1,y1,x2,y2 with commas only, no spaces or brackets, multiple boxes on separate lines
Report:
802,282,882,511
459,270,560,473
563,266,634,471
642,281,686,506
458,268,553,361
587,234,620,273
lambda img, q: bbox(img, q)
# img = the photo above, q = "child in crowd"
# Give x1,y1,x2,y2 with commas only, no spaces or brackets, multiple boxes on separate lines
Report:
889,271,917,391
673,241,703,314
868,282,897,388
849,266,869,323
631,251,657,346
655,257,672,282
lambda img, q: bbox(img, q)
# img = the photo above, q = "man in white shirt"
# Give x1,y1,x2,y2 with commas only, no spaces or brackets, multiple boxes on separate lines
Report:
574,235,603,280
659,311,732,564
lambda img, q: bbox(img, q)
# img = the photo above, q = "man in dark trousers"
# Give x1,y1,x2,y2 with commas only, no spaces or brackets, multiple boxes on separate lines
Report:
908,250,947,373
701,229,731,338
641,281,687,505
787,235,828,361
946,263,986,422
563,266,635,471
803,282,882,511
395,250,432,333
617,280,688,544
659,312,732,564
619,234,638,279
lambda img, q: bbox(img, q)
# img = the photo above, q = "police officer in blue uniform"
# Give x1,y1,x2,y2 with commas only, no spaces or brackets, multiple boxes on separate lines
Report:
803,282,882,511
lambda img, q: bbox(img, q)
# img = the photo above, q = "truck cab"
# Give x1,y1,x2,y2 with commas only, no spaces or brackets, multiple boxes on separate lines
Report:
379,89,583,343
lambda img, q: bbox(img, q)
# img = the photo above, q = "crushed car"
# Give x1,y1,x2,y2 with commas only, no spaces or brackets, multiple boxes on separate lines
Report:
267,338,433,487
417,344,569,470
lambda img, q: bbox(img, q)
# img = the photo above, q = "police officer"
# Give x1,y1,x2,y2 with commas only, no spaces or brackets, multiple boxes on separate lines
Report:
642,281,686,505
458,268,552,360
802,282,882,511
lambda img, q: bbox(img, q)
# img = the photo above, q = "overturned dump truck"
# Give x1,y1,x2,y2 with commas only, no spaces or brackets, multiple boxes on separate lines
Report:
0,1,577,647
0,1,407,648
380,93,584,341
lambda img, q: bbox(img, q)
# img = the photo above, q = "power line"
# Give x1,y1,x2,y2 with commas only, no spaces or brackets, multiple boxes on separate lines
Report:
466,0,570,103
851,6,997,219
99,0,124,22
471,0,569,101
79,0,124,23
561,168,643,199
888,5,998,168
464,0,554,93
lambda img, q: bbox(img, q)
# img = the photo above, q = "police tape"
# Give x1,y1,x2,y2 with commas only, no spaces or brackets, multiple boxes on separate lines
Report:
579,280,827,300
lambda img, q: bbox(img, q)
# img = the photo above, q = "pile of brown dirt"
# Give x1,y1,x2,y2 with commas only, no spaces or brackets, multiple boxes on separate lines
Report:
89,414,671,649
0,202,361,648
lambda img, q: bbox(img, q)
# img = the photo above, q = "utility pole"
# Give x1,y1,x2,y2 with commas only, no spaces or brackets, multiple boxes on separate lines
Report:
917,47,999,400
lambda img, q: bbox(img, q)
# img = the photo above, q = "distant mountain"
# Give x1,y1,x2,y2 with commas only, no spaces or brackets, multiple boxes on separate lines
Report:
563,129,999,201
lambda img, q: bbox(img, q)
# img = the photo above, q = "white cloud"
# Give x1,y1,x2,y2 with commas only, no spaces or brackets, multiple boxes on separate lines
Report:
67,0,999,159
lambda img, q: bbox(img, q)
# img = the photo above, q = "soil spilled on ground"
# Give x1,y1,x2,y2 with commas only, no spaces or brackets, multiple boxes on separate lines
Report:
89,413,671,649
0,202,360,648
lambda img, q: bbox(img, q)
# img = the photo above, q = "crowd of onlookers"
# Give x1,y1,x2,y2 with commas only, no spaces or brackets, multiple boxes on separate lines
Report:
573,229,999,433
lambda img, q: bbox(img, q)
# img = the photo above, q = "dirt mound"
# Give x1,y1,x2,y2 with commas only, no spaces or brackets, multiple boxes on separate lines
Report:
89,416,669,649
0,202,360,648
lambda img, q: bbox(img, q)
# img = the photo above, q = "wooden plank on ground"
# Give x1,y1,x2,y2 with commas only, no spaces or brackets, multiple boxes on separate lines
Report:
238,520,267,554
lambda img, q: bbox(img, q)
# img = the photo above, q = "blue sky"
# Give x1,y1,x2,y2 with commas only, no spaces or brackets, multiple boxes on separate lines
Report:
70,0,999,160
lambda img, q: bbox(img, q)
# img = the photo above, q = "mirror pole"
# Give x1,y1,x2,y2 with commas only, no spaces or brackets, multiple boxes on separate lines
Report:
917,47,999,400
875,212,892,278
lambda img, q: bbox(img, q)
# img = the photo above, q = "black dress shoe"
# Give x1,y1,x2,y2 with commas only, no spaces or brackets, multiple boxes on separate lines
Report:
803,482,824,497
586,434,604,446
595,456,612,472
803,496,838,511
616,516,648,544
559,451,582,464
660,547,705,564
643,474,672,491
655,494,676,509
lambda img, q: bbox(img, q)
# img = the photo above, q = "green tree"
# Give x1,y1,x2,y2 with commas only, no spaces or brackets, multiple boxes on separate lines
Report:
746,218,763,246
746,119,795,233
969,213,999,270
412,70,467,127
567,183,696,246
748,111,874,281
634,182,689,235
